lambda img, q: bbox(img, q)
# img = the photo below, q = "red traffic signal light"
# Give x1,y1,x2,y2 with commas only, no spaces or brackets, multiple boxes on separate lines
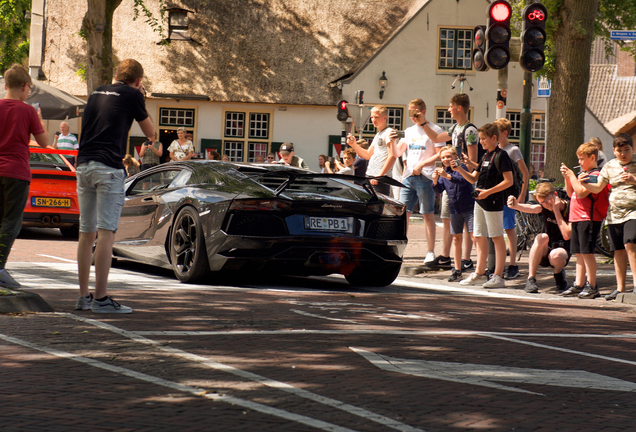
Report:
485,0,512,70
520,3,548,72
336,100,349,122
472,25,488,72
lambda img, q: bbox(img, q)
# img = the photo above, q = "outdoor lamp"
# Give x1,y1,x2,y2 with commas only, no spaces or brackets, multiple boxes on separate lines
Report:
379,71,388,100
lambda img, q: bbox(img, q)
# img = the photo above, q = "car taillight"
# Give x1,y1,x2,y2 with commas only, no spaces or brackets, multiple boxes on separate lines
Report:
368,203,406,216
229,199,291,211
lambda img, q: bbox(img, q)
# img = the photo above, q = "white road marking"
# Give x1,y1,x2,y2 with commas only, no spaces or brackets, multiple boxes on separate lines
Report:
0,332,359,432
350,347,636,395
291,309,358,323
56,313,425,432
36,254,77,263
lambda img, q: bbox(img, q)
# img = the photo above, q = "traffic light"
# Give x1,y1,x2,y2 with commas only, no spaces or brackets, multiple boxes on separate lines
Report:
472,25,488,72
520,2,548,73
336,100,349,122
485,0,512,70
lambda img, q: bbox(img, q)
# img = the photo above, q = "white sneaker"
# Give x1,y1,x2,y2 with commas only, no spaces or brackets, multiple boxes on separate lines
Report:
459,272,489,286
483,274,506,288
423,251,435,265
91,296,133,314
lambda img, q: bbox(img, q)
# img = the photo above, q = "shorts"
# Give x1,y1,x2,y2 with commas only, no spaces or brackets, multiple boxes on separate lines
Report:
473,205,504,238
503,205,516,230
608,219,636,251
570,220,602,254
76,161,126,233
399,175,435,215
440,191,450,219
450,211,474,235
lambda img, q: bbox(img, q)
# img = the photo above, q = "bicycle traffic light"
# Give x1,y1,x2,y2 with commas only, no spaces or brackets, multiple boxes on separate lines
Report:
520,2,548,73
336,100,349,122
472,25,488,72
485,0,512,70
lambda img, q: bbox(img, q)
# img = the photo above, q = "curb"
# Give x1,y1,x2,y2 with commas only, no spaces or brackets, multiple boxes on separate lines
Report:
617,292,636,304
0,289,55,313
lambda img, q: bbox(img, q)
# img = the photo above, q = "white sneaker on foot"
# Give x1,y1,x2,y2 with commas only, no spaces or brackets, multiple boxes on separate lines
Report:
483,274,506,288
75,293,93,311
459,272,489,286
91,296,132,314
423,251,435,265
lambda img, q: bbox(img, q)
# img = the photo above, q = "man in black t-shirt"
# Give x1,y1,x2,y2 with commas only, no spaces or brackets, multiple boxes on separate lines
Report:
454,123,513,288
508,182,571,294
75,59,155,314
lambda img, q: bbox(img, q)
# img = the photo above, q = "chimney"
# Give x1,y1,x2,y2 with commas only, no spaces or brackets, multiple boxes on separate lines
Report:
617,43,636,77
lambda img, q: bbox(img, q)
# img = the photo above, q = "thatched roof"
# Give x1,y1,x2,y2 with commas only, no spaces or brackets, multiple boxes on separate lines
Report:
42,0,426,106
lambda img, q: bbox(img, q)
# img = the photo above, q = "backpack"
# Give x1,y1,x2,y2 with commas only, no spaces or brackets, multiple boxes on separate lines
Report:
449,122,485,163
494,150,522,200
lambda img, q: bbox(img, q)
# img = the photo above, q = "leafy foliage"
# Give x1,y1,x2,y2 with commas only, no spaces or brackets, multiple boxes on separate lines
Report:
0,0,31,74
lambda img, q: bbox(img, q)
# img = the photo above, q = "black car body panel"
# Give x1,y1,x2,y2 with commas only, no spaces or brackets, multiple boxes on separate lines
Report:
113,161,408,286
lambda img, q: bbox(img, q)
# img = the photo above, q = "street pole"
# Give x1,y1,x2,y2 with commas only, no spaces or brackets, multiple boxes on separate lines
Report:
519,70,533,164
496,66,508,119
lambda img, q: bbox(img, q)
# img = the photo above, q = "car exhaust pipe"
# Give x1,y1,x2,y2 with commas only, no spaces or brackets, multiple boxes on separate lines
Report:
41,215,51,224
51,215,61,224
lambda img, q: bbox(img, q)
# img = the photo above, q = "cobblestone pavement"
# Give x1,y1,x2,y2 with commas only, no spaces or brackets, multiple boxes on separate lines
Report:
1,227,635,431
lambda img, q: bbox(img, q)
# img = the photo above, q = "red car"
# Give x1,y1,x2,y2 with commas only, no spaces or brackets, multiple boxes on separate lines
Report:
23,145,79,238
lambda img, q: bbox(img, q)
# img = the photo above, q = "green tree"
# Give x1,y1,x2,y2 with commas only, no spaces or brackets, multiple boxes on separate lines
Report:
0,0,31,74
81,0,167,93
512,0,636,177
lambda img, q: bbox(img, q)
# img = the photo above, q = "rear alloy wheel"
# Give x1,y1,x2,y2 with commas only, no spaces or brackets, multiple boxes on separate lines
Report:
345,263,402,287
170,206,210,283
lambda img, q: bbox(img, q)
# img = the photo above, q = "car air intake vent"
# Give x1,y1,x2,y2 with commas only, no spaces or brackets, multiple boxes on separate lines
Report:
366,219,406,240
227,214,287,236
257,177,342,194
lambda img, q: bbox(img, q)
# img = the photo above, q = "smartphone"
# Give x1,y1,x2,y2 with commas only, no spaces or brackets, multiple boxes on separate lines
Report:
408,109,419,117
32,102,40,111
435,161,443,169
395,130,405,139
456,146,463,159
471,190,480,198
584,174,598,184
453,159,462,167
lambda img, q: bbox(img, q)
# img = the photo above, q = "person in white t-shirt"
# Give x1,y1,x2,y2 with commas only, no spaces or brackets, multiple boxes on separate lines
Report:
390,98,445,264
347,105,395,196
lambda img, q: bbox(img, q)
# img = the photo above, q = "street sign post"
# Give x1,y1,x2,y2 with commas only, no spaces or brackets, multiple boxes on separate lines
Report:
537,77,552,98
610,30,636,41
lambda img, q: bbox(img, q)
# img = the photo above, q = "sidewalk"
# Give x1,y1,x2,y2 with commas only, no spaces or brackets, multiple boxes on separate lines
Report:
400,214,636,304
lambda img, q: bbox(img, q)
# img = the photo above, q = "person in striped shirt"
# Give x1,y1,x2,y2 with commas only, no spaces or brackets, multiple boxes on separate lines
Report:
53,122,78,166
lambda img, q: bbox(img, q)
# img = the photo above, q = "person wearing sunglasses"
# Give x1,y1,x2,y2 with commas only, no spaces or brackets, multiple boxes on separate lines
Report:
507,182,571,294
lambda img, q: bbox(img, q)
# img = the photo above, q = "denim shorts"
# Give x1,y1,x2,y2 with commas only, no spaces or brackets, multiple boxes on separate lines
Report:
399,175,435,214
76,161,125,233
450,210,474,235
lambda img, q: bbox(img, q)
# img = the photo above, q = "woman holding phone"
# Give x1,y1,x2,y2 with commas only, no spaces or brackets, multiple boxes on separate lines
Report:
139,132,163,170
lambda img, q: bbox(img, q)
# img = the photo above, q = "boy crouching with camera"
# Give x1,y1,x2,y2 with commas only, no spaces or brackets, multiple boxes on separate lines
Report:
432,146,475,282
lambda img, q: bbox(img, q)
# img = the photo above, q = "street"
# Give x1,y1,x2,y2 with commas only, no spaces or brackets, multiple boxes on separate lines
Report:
1,229,636,431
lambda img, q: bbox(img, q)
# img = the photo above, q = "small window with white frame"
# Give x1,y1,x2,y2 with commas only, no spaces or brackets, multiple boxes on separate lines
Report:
160,108,194,127
168,9,190,41
438,27,473,71
506,111,521,140
222,109,272,162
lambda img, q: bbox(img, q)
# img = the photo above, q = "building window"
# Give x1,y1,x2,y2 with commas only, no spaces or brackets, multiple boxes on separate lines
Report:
361,107,404,136
507,112,521,140
169,10,190,40
434,107,474,132
532,113,546,140
222,110,272,161
439,28,473,70
160,108,194,127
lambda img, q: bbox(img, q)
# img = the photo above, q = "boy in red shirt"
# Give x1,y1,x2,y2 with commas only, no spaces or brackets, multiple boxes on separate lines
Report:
0,64,49,288
559,142,610,298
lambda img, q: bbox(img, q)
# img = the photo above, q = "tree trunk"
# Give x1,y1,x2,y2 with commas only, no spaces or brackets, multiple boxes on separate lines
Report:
546,0,598,179
82,0,123,94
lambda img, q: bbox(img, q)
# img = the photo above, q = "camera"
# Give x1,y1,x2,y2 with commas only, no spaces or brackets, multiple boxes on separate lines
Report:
452,159,462,168
395,130,405,139
471,190,480,198
434,161,443,169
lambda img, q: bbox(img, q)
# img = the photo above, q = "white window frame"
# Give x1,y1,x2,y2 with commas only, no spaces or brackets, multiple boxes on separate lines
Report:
222,109,273,162
437,26,474,73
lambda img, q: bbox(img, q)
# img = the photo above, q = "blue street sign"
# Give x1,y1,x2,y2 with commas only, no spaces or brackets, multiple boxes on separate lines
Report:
610,30,636,41
537,78,551,98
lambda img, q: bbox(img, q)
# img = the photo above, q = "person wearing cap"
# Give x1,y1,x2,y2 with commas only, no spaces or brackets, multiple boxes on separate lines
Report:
278,142,309,169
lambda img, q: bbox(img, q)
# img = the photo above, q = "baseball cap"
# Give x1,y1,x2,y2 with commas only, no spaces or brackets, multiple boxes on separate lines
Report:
279,143,294,154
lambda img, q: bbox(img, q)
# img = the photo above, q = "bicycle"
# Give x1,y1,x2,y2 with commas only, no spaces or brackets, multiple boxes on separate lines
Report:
514,178,612,258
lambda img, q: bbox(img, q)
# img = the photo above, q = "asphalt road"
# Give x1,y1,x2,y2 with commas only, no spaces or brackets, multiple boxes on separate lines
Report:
2,228,636,431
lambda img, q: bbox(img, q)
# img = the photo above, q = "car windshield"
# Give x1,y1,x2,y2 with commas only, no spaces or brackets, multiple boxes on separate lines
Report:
29,152,72,171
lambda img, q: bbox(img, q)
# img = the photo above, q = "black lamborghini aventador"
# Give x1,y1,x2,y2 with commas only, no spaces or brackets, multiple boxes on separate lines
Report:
112,161,408,287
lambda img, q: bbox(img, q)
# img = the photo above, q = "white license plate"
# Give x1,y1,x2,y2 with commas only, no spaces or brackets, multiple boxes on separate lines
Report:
305,216,351,232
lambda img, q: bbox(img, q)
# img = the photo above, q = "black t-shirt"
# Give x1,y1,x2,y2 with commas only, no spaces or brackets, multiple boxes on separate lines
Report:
541,202,570,250
77,82,149,170
475,147,512,211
